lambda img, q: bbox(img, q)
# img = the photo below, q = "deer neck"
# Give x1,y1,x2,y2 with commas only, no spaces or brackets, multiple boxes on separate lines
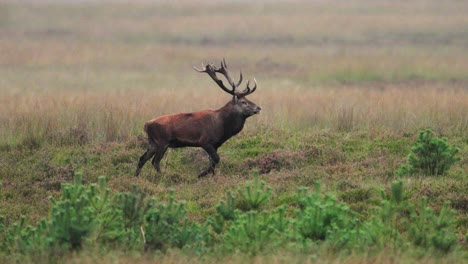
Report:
219,102,246,138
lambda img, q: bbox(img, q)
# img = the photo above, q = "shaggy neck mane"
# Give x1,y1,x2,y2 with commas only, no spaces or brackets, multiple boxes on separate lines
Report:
218,101,247,140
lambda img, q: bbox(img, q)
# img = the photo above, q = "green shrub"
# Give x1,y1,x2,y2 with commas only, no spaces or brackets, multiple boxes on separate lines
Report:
208,191,238,234
236,172,272,212
293,183,379,253
221,208,289,255
326,218,374,252
216,191,238,222
397,129,459,176
293,185,352,241
0,174,125,258
373,181,407,249
0,173,461,259
407,199,457,253
370,181,458,254
47,174,129,250
47,179,96,250
143,191,200,251
112,184,149,247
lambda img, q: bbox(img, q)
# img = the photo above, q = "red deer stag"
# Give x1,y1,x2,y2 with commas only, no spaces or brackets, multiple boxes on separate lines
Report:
135,59,261,178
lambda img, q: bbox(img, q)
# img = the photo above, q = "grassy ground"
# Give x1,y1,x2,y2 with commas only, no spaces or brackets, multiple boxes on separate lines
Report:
0,0,467,262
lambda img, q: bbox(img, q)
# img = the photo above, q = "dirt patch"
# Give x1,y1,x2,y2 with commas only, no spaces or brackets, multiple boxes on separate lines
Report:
243,150,307,174
36,163,75,191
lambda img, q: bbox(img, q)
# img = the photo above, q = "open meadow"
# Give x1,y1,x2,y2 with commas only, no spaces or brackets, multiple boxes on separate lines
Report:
0,0,467,263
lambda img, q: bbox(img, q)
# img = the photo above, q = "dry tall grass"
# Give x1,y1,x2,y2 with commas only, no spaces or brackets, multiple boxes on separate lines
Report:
1,83,466,147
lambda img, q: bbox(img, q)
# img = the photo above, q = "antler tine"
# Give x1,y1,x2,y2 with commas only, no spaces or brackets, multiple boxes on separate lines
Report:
250,78,257,94
236,78,257,97
236,71,243,87
214,59,236,89
193,59,254,97
193,61,236,96
222,58,228,69
192,62,207,72
221,58,243,87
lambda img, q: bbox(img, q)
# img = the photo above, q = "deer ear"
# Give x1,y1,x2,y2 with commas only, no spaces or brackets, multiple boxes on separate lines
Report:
233,95,239,103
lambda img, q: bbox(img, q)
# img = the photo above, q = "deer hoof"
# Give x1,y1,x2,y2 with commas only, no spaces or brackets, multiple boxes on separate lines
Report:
198,171,207,178
198,167,215,178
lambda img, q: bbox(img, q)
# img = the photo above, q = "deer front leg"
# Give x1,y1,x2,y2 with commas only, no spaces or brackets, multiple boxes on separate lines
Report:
199,146,219,178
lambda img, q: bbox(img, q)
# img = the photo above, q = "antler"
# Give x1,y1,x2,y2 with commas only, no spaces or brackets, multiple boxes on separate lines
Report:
193,59,256,97
236,78,257,97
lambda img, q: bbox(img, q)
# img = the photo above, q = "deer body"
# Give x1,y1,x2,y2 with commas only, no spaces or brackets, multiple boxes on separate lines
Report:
135,60,261,178
145,101,251,149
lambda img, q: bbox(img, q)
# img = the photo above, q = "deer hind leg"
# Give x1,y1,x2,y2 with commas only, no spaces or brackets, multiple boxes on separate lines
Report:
199,146,220,178
151,145,168,173
135,149,156,177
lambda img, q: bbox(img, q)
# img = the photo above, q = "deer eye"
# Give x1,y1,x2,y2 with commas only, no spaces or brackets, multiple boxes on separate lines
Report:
241,101,248,106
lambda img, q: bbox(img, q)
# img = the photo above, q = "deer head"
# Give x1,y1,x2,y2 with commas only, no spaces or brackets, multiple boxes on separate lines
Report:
193,59,261,117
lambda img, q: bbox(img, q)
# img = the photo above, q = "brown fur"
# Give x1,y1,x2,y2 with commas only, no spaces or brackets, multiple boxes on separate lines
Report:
135,60,260,178
135,98,260,177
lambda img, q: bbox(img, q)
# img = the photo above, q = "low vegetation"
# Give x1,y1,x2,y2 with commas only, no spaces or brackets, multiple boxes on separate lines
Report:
1,127,466,263
0,173,464,263
397,129,460,176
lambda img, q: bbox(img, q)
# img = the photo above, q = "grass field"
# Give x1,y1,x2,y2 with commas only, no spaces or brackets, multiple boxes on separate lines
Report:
0,0,467,263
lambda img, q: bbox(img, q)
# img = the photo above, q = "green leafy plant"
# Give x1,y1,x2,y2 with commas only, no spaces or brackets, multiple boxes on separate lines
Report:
114,184,149,247
293,183,379,253
222,209,287,255
116,185,147,230
397,129,459,176
236,172,272,212
216,191,238,222
208,191,238,234
326,218,374,253
375,181,407,249
407,199,457,253
0,216,47,256
0,174,124,258
143,191,200,251
293,185,352,241
0,173,461,260
46,173,99,251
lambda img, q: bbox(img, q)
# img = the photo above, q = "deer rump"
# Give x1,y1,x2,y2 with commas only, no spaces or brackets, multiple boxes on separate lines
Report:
135,59,260,178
